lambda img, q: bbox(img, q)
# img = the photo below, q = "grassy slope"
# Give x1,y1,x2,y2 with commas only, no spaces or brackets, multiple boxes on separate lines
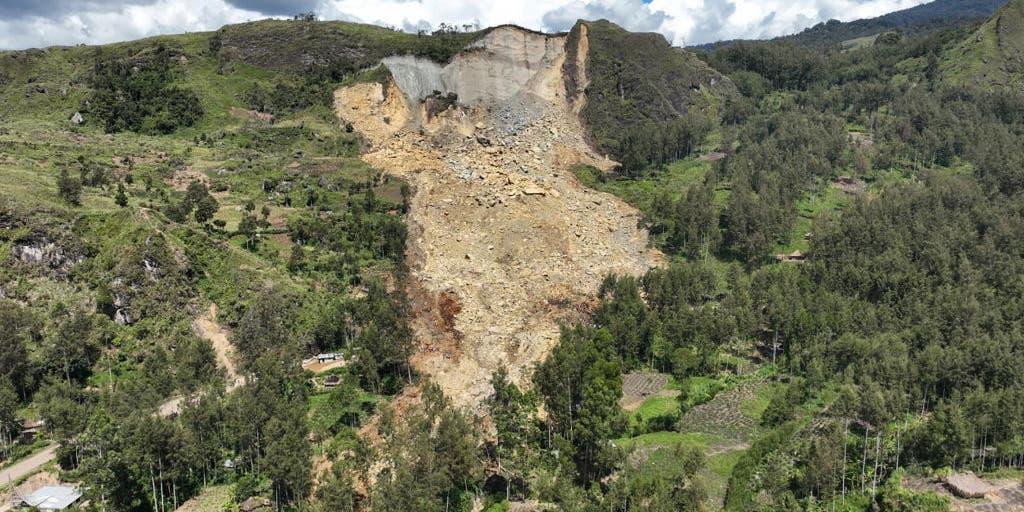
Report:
942,0,1024,90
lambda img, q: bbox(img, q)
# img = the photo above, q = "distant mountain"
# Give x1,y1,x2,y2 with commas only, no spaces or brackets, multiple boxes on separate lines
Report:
942,0,1024,90
695,0,1007,50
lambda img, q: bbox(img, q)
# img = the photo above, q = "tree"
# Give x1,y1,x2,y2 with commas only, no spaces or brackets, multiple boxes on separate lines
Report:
916,400,971,469
115,182,129,207
593,275,650,369
231,287,293,368
0,382,19,455
534,326,624,483
0,301,33,398
57,168,82,205
194,195,219,224
237,214,259,250
263,406,312,506
486,368,538,500
372,383,480,511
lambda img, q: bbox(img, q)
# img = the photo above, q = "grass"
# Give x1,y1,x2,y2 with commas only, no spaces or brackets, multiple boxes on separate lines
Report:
633,396,678,422
615,431,716,451
773,183,847,254
175,484,232,512
739,382,778,422
576,158,713,212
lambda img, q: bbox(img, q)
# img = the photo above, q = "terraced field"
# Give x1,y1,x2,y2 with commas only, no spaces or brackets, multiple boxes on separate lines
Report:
678,379,763,441
620,372,670,411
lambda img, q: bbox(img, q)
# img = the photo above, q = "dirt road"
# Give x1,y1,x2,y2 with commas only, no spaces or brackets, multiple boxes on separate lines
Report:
0,445,57,490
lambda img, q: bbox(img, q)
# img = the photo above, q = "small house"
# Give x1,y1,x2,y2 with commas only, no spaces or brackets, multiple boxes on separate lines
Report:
776,250,806,263
316,352,342,363
19,419,44,444
16,486,82,511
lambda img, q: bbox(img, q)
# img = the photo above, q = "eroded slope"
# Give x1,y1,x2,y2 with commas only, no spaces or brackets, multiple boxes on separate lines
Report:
335,26,662,406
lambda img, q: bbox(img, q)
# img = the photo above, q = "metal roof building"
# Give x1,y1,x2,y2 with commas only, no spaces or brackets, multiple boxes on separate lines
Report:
17,486,83,511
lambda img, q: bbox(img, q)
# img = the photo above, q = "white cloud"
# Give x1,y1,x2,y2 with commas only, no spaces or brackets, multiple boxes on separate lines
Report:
0,0,934,50
0,0,262,49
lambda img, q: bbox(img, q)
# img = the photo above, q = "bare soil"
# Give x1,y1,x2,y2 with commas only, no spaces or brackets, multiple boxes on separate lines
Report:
335,27,662,407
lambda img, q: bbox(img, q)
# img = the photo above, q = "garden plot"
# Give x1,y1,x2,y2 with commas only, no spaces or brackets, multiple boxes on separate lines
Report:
678,379,762,441
620,372,672,412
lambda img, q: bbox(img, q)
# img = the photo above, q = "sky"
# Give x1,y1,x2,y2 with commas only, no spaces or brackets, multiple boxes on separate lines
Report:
0,0,936,50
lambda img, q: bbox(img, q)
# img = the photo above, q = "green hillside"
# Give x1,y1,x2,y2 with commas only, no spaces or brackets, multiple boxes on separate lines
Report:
0,18,440,511
567,20,736,176
695,0,1007,51
942,0,1024,90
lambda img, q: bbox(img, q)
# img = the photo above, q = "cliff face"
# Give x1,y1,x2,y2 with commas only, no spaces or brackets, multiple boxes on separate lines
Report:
335,25,662,407
383,27,567,107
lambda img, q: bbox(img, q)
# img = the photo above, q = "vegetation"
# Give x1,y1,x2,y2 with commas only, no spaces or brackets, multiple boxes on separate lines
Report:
569,20,735,176
697,0,1007,50
3,7,1024,512
563,5,1024,510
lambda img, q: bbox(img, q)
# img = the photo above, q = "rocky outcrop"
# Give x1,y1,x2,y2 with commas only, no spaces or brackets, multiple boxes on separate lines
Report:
335,25,663,407
11,241,80,271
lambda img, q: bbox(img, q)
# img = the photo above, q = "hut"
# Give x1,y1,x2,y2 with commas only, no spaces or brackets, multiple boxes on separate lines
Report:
945,471,994,499
323,374,341,388
776,250,806,263
316,352,342,363
19,419,44,444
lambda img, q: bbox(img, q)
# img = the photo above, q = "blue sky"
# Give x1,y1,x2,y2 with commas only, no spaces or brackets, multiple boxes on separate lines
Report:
0,0,934,50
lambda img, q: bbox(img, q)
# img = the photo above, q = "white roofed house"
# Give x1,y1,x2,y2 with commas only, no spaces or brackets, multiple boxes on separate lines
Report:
14,486,83,511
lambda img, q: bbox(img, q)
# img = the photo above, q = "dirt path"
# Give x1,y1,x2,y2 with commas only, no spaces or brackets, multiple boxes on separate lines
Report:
335,26,662,407
192,304,242,389
159,304,241,417
0,446,56,491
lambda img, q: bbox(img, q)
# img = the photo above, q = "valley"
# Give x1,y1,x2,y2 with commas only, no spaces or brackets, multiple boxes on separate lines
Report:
1,1,1024,511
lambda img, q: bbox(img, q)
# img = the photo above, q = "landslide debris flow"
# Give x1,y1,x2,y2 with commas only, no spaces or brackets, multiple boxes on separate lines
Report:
335,26,662,406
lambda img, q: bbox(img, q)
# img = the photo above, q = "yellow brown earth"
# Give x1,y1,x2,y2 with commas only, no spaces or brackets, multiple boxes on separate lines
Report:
334,26,663,407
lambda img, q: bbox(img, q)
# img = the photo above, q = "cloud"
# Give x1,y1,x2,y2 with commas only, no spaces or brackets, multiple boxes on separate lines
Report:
0,0,156,17
223,0,318,16
541,0,671,34
0,0,261,49
0,0,935,50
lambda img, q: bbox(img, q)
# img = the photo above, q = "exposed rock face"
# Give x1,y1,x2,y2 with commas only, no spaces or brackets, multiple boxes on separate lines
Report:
383,27,565,106
336,25,663,407
11,241,80,271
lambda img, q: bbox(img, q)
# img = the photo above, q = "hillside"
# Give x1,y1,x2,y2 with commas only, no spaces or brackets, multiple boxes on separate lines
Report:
942,0,1024,90
0,16,736,511
567,20,735,174
4,10,1024,512
696,0,1007,50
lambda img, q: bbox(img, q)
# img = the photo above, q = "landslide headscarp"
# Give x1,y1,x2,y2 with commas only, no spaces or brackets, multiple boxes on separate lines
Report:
335,25,663,406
